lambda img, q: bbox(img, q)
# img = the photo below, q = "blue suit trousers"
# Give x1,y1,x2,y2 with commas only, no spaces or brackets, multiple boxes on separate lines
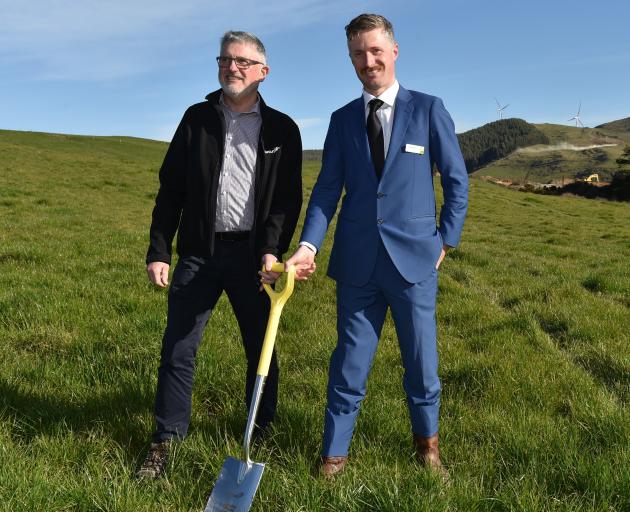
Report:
322,240,440,456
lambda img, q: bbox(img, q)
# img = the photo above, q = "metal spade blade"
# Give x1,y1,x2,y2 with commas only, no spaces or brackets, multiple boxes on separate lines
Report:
204,457,265,512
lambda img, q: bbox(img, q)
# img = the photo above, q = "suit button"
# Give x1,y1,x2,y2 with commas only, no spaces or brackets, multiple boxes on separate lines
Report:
377,218,384,224
376,192,386,198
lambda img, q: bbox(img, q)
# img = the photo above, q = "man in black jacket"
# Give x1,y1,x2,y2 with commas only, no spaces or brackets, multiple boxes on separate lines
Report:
138,30,302,479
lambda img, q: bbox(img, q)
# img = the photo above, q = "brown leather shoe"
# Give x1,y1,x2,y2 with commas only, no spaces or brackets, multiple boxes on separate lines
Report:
413,433,449,482
319,456,348,478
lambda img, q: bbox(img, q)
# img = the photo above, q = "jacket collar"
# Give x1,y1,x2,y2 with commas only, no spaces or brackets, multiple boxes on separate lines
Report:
206,89,274,149
206,89,268,115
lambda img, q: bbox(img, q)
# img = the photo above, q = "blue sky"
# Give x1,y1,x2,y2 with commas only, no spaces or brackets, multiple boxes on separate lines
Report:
1,0,629,149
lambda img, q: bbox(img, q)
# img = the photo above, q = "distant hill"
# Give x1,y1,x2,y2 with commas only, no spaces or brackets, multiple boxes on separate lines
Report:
4,125,628,186
473,123,630,183
456,118,549,173
303,149,323,161
596,117,630,132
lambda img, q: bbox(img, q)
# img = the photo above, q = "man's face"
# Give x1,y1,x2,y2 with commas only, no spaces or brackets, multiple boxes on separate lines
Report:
218,41,268,99
348,28,398,96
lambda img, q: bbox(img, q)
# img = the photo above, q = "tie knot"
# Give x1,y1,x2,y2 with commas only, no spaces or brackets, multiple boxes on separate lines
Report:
369,99,384,112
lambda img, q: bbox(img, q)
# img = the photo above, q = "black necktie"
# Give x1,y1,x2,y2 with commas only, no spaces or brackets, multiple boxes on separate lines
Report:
367,98,385,180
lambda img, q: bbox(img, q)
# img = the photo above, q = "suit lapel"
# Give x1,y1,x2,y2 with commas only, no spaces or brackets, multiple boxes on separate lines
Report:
347,97,378,184
349,98,369,153
382,86,413,179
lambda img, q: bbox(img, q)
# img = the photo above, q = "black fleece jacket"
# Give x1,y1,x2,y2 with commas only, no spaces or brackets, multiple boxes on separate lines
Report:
146,90,303,268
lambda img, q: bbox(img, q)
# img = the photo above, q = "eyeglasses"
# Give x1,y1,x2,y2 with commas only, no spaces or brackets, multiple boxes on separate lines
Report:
216,56,264,69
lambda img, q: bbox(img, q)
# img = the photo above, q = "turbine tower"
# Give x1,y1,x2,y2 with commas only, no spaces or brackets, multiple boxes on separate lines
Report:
495,97,509,120
568,101,584,127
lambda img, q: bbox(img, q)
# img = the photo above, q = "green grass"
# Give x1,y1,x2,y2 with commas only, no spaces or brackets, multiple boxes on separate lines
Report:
1,129,629,511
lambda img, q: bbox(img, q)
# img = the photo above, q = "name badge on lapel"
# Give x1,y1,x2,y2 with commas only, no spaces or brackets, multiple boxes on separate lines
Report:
404,143,424,155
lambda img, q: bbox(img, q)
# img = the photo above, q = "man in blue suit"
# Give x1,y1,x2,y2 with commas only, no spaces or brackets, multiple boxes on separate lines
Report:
285,13,468,478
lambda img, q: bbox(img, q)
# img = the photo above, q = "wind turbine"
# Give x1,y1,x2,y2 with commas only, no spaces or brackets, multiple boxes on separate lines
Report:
568,101,584,127
495,97,509,120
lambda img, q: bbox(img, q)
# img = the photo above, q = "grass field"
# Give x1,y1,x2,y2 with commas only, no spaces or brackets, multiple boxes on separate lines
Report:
1,129,629,511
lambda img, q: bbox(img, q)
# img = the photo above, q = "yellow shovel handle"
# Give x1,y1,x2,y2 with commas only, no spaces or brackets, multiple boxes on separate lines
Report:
257,263,295,376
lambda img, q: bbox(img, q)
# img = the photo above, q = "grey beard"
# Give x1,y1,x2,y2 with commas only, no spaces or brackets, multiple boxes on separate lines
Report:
220,80,259,100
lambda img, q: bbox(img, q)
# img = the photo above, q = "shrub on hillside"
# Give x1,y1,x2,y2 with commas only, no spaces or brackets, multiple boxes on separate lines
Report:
608,171,630,201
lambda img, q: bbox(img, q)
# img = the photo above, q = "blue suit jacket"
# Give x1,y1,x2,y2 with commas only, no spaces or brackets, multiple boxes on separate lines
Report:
301,86,468,286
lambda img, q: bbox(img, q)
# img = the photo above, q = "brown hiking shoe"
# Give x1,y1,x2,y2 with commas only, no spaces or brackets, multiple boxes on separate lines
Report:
137,440,171,479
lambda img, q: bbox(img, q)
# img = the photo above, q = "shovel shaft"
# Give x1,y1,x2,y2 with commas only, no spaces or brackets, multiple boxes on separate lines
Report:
258,263,295,376
242,374,266,469
256,306,283,376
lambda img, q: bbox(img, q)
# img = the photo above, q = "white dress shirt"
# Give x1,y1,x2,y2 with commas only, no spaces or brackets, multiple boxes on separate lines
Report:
362,80,399,158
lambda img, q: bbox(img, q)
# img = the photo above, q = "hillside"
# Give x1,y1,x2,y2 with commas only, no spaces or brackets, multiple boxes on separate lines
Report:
303,149,323,160
596,117,630,132
472,123,630,183
457,118,549,173
3,124,629,187
1,129,629,511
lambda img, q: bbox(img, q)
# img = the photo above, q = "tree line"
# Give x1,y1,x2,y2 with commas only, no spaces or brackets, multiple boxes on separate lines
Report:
456,118,549,173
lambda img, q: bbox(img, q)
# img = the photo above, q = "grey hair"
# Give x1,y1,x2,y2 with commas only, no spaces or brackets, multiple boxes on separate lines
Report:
220,31,267,63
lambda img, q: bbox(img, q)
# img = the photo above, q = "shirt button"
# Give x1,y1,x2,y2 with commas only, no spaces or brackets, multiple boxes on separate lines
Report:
377,219,384,225
377,192,385,198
